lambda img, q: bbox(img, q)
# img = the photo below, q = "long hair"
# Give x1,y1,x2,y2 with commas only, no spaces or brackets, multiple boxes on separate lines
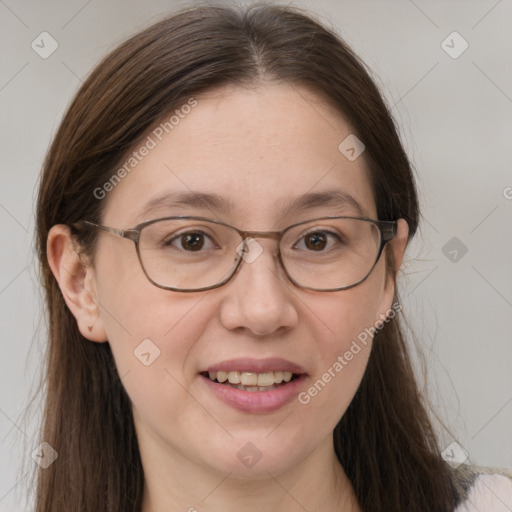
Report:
33,2,459,510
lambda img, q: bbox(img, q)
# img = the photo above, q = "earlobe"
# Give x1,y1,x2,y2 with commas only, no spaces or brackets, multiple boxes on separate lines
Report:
47,224,108,342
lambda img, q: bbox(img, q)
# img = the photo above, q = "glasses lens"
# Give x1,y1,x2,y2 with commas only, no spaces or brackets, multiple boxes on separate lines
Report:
139,218,242,290
138,217,382,291
280,218,381,290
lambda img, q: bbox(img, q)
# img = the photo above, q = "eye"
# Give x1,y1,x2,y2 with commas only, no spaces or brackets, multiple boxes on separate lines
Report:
165,230,217,252
294,230,344,252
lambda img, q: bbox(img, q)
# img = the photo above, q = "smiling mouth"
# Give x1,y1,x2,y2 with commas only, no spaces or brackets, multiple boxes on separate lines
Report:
200,370,301,392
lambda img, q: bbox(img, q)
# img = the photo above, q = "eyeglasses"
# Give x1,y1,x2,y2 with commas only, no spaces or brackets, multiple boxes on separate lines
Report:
73,215,397,292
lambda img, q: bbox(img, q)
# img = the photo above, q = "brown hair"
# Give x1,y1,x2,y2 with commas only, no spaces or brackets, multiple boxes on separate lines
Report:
32,2,459,510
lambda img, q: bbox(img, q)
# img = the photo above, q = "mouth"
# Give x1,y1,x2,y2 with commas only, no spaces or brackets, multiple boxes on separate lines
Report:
199,357,308,414
200,370,301,392
198,357,308,412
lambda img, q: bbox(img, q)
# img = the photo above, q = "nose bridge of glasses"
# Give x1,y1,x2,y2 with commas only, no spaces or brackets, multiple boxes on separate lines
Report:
239,230,281,258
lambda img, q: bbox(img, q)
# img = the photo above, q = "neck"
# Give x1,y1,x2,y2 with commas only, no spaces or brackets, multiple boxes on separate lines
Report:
140,434,361,512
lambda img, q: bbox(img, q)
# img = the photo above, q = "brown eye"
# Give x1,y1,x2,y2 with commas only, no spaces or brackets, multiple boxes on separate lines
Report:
304,232,327,251
164,231,213,251
181,232,205,251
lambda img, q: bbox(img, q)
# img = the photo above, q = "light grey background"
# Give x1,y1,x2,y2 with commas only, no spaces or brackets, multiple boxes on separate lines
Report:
1,0,511,510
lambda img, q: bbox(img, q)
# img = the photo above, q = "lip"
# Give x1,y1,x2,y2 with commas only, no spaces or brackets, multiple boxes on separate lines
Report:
202,357,307,374
200,373,308,413
200,357,308,413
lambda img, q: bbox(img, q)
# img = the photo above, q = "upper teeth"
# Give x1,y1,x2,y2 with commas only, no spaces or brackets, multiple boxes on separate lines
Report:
208,371,294,386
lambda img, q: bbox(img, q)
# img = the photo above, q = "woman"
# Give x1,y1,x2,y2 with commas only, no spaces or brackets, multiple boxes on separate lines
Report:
33,2,511,511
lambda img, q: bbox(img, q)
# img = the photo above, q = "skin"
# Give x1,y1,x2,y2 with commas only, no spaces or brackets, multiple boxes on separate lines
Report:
48,82,408,512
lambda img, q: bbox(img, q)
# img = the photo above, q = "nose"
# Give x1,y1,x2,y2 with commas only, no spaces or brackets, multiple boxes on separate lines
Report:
218,238,299,336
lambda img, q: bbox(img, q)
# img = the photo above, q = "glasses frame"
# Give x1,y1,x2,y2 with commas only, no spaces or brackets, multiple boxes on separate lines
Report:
73,215,397,292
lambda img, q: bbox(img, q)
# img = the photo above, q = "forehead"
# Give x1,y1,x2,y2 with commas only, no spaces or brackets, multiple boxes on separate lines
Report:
102,82,376,227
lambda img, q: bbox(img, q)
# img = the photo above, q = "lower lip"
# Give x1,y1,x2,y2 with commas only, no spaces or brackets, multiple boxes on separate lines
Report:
199,374,308,413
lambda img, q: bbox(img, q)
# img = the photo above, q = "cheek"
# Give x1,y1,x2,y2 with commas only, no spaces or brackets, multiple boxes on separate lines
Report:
296,260,387,419
94,237,211,346
93,246,216,410
96,283,220,447
309,259,386,357
97,282,212,376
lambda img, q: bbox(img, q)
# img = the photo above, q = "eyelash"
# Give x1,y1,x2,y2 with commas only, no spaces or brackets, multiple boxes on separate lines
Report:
293,230,344,251
164,229,344,252
164,230,217,250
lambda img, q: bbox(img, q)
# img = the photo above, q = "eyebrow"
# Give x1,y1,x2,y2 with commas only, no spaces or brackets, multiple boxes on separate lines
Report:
137,189,369,220
279,189,368,218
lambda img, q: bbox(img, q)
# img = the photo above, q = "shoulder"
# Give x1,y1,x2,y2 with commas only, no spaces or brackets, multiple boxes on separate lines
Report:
451,463,512,512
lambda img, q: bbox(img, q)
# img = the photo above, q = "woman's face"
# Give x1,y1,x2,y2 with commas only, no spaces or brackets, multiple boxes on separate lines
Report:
82,83,406,479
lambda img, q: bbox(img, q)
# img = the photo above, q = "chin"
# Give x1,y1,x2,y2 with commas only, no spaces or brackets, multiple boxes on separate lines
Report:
201,435,305,479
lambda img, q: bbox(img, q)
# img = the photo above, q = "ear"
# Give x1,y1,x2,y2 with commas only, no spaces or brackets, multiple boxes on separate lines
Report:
47,224,108,342
376,218,409,324
388,218,409,275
